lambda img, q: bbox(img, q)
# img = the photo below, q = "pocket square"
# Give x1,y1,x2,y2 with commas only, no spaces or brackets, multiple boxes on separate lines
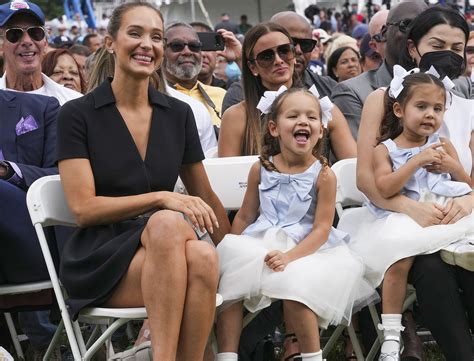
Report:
16,115,38,136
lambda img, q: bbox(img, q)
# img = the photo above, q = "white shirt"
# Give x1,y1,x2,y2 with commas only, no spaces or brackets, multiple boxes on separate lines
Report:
166,85,217,153
0,72,82,105
442,94,474,176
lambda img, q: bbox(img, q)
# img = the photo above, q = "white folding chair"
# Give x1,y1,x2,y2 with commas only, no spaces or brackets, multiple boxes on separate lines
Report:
26,175,223,360
0,281,56,360
331,158,417,361
26,175,148,360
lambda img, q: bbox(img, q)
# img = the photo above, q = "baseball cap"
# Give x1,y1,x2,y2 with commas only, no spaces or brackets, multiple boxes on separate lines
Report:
351,24,369,40
0,0,45,27
312,29,330,44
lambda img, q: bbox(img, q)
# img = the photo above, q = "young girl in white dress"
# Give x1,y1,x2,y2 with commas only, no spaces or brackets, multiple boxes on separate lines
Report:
354,69,473,360
215,86,376,361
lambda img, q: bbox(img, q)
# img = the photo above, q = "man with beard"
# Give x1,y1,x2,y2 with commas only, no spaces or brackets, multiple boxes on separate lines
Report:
164,23,227,126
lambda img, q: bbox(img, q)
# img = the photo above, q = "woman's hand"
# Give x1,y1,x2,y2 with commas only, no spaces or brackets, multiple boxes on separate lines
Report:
440,194,473,225
216,29,242,65
404,201,445,227
158,192,218,234
265,250,291,272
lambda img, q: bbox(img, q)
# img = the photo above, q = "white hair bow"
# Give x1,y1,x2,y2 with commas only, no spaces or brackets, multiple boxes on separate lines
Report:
308,85,333,128
389,65,420,98
256,85,288,114
424,66,455,92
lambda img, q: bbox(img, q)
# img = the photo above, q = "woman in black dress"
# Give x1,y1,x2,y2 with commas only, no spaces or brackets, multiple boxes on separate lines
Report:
56,3,230,360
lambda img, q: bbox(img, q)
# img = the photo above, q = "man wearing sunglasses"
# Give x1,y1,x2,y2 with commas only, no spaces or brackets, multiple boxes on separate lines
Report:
163,22,227,127
0,0,81,104
368,9,388,62
331,1,428,140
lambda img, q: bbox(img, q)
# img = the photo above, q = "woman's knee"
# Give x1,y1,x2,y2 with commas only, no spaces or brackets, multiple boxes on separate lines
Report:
186,241,219,286
142,210,194,251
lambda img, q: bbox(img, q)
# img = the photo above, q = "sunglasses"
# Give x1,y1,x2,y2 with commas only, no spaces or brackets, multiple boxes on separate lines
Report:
5,26,46,43
385,19,412,34
292,37,317,53
372,32,386,43
250,43,295,68
166,39,202,53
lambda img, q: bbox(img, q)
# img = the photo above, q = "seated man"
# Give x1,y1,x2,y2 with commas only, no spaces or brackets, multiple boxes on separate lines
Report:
163,22,227,126
0,90,60,358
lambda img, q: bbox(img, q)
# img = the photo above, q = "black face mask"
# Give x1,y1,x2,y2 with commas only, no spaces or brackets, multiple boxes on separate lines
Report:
418,50,465,79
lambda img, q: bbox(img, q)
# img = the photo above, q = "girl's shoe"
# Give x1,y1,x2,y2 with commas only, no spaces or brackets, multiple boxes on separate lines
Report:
440,240,474,271
283,333,302,361
378,335,401,361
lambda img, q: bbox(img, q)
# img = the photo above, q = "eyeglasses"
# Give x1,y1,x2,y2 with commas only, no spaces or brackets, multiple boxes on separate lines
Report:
372,32,386,43
250,43,295,68
385,19,412,34
292,37,317,53
5,26,46,43
166,39,202,53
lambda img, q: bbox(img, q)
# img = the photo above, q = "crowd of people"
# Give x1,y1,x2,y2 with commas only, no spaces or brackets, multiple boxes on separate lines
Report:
0,0,473,361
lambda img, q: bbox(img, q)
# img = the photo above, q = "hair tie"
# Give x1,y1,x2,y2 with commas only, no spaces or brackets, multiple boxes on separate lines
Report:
308,85,333,128
256,85,288,114
389,64,420,98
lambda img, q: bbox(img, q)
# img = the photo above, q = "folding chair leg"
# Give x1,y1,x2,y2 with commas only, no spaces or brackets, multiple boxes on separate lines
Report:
43,320,64,361
347,324,365,361
366,304,383,361
322,324,345,358
73,320,87,355
83,318,129,361
4,312,24,360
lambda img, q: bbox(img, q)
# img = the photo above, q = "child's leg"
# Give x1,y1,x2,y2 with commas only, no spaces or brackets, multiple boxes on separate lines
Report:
216,301,243,361
380,257,415,358
382,257,414,313
284,300,323,361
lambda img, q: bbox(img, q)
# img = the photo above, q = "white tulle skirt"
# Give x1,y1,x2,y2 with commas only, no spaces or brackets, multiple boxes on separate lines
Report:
216,227,378,328
339,200,474,288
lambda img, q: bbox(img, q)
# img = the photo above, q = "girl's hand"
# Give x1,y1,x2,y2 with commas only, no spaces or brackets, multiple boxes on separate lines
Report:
413,143,443,167
440,195,473,225
404,201,445,227
423,150,459,174
158,192,218,234
264,250,291,272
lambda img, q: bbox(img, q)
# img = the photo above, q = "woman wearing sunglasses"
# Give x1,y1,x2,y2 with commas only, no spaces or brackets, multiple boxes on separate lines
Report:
350,6,474,361
218,22,356,159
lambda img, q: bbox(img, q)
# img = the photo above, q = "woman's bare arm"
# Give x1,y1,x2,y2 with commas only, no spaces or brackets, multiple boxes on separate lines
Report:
218,102,247,157
328,105,357,160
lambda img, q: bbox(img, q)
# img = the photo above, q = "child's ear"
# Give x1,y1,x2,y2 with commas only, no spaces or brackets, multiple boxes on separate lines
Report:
268,120,279,137
393,102,403,119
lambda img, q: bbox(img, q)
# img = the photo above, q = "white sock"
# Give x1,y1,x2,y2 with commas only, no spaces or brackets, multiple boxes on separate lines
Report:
216,352,238,361
301,350,323,360
379,314,404,355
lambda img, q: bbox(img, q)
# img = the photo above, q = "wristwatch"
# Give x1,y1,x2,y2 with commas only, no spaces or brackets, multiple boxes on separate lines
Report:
0,161,13,179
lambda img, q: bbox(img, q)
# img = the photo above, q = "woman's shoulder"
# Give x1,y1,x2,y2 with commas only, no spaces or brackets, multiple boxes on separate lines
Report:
221,101,247,128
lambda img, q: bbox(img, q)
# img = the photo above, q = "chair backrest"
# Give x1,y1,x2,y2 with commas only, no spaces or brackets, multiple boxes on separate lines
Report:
331,158,365,217
203,155,259,210
26,175,76,227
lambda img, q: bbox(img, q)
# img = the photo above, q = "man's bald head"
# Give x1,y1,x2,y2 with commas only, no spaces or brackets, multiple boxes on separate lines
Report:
384,0,428,69
271,11,312,38
369,10,388,37
271,11,313,76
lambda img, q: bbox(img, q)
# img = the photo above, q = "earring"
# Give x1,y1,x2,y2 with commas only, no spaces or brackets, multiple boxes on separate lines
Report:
253,73,258,77
108,50,114,54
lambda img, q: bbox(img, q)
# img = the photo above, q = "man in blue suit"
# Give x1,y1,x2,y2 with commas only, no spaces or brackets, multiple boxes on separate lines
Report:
0,89,60,355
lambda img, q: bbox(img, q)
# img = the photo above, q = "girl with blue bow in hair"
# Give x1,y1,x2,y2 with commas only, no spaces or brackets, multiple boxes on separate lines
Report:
355,67,473,361
215,86,376,361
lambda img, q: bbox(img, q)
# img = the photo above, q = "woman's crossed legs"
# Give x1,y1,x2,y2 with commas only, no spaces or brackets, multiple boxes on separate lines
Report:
105,210,219,361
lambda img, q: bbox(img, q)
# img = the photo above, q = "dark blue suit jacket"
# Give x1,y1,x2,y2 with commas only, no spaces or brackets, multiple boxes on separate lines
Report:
0,90,60,188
